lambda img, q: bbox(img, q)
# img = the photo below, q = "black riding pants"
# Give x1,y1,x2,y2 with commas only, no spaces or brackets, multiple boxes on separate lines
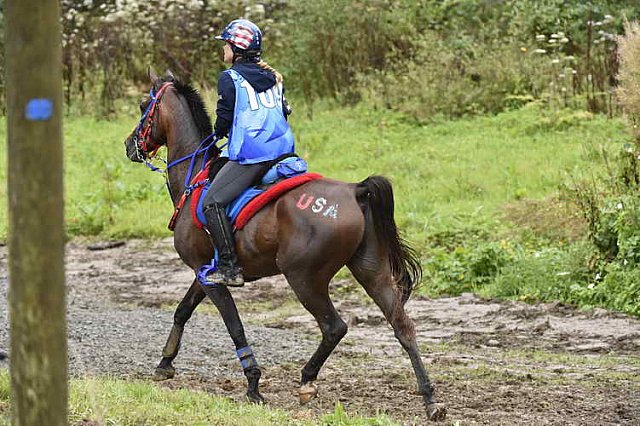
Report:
202,160,269,209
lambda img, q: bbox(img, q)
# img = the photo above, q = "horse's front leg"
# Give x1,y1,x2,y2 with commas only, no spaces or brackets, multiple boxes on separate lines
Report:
154,279,206,380
200,282,264,404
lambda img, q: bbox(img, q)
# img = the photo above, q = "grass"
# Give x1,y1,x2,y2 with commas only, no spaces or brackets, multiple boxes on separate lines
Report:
0,371,398,425
0,115,173,240
1,100,637,315
292,103,627,238
0,101,627,241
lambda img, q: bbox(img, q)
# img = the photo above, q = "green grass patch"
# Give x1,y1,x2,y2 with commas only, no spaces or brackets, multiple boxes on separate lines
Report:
0,116,173,240
1,101,636,315
0,102,626,241
0,371,397,425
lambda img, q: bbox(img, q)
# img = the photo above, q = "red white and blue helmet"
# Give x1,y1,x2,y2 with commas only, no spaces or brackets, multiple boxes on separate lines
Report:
216,19,263,52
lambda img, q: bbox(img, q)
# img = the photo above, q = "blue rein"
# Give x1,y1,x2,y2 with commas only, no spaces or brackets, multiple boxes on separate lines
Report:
144,133,224,189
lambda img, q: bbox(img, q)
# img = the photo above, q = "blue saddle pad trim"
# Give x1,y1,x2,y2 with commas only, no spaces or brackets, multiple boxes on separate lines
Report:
196,184,265,227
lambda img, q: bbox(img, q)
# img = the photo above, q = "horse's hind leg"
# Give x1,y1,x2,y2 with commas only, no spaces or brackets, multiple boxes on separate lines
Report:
154,279,206,380
283,270,348,404
348,256,447,421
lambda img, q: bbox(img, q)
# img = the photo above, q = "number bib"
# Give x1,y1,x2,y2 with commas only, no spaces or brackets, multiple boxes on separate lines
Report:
226,69,295,164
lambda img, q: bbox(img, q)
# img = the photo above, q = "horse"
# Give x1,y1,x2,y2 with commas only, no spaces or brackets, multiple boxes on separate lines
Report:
123,70,446,421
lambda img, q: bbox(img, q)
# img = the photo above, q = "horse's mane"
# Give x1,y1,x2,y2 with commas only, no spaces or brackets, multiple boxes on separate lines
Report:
157,76,213,140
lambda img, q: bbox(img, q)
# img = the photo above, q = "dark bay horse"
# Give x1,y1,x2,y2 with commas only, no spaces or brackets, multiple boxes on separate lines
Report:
123,72,446,421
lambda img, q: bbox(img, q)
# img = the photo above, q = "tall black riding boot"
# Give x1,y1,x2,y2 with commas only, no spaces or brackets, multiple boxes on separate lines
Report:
203,203,244,287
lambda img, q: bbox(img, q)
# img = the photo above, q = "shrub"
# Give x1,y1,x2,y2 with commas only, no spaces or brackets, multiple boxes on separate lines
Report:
480,243,592,305
424,239,515,295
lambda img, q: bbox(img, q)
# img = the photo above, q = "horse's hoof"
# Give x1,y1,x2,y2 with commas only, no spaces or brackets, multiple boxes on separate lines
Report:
299,382,318,405
153,365,175,381
246,391,266,404
426,403,447,422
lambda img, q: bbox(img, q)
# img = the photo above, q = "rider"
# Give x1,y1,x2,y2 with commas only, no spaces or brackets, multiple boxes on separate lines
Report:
202,18,294,287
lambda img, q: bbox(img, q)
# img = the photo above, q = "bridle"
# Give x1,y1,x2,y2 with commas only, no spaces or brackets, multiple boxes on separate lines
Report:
130,81,173,163
129,80,225,228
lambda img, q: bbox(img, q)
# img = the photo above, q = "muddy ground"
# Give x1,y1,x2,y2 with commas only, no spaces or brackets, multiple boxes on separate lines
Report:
1,239,639,425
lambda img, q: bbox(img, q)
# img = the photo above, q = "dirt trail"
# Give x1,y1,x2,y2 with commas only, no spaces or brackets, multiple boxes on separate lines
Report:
1,239,639,425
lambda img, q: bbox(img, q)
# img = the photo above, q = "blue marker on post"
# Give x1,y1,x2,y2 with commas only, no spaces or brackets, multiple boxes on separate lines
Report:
25,99,53,121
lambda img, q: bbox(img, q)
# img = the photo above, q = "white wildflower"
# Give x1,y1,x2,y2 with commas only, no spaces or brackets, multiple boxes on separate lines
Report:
536,34,546,41
616,202,623,209
551,58,560,64
588,283,595,289
560,37,569,43
535,49,547,54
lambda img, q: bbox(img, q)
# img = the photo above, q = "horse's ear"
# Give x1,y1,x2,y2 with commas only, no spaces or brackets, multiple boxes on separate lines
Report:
148,66,159,83
166,69,177,81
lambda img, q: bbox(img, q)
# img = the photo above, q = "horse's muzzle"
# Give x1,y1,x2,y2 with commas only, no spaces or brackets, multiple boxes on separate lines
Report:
124,135,144,163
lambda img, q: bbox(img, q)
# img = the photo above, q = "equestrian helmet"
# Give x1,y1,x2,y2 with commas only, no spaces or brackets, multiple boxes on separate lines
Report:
216,19,262,52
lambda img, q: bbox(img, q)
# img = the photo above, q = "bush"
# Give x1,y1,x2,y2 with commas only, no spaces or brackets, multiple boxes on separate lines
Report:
356,37,537,121
591,263,640,316
425,238,516,295
480,244,592,304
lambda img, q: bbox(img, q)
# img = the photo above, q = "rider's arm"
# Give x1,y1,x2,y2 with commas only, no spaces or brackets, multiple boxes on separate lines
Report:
214,72,235,137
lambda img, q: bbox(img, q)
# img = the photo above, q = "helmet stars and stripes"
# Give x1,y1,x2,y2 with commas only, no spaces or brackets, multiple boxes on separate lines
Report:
217,19,263,52
228,24,255,50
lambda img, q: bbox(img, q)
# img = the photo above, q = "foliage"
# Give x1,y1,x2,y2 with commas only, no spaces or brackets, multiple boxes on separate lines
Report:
2,0,640,120
278,0,640,120
479,243,593,305
57,0,289,116
425,238,515,295
549,22,640,317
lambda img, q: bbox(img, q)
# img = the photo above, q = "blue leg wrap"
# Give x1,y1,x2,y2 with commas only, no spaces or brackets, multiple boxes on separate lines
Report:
236,346,258,370
197,249,219,287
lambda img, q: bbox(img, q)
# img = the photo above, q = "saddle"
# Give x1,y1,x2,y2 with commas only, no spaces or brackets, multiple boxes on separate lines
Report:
168,155,322,232
191,156,321,286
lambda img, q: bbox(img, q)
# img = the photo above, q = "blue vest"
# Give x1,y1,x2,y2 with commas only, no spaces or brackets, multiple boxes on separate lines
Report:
225,69,295,164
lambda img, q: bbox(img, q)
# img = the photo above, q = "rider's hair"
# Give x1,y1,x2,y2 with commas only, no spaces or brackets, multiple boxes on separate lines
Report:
257,60,283,84
231,45,283,84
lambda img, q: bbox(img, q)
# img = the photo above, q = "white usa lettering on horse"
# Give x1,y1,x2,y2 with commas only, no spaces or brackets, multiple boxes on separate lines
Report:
296,193,339,219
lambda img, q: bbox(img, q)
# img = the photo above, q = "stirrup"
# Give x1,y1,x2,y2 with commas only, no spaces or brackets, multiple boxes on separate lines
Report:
204,268,245,287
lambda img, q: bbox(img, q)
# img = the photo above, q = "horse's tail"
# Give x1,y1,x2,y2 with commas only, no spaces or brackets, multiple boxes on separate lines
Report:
356,176,422,304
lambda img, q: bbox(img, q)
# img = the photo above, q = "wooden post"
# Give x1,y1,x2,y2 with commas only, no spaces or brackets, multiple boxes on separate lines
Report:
5,0,67,425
